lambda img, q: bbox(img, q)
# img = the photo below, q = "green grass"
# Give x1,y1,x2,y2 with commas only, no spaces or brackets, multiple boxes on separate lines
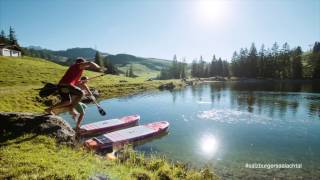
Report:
0,56,182,112
0,134,218,179
0,134,116,179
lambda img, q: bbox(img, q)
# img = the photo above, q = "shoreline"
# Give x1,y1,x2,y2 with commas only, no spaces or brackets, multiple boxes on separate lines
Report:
196,77,320,83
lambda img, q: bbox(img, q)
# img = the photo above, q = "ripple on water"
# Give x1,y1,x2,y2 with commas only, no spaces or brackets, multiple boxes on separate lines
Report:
197,109,272,125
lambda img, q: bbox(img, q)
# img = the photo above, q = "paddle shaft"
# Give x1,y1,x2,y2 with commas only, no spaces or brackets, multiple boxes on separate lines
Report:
87,73,106,81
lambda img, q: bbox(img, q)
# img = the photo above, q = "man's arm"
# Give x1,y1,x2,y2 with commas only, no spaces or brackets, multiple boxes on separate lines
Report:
82,84,93,96
79,61,103,71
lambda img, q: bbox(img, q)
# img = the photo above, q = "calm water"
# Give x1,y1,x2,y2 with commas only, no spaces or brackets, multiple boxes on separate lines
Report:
61,81,320,179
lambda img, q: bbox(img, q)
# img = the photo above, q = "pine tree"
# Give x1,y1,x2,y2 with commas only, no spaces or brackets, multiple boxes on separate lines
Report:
129,64,134,77
280,42,291,78
291,46,303,79
217,58,223,76
199,56,205,77
248,43,258,78
8,26,17,45
312,42,320,79
180,59,187,79
94,51,104,68
222,61,229,77
271,42,280,78
258,44,266,77
191,60,198,77
171,55,179,78
210,55,217,77
0,30,7,44
104,57,118,75
231,51,239,77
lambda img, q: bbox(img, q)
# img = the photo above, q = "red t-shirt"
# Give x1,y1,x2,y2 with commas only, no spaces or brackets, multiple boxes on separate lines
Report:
59,63,84,85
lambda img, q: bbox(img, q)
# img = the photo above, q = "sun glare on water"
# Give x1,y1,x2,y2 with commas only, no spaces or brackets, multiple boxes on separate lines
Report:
200,134,219,157
195,0,230,25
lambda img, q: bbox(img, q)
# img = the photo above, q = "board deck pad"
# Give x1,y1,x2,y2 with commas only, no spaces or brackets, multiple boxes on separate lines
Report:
86,121,170,150
95,126,155,143
81,119,124,131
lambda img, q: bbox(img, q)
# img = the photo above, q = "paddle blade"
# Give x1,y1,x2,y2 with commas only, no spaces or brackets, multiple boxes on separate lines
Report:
98,107,106,116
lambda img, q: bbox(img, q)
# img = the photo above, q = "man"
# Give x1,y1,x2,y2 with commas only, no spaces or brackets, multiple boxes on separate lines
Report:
45,57,104,115
53,76,92,132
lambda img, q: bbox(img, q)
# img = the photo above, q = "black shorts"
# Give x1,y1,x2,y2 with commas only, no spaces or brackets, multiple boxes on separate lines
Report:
58,85,83,101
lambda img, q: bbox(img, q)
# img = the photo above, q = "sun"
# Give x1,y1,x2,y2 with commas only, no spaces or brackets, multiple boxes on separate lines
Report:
195,0,229,24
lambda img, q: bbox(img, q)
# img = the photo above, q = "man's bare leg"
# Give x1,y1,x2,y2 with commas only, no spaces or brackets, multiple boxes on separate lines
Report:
45,100,71,115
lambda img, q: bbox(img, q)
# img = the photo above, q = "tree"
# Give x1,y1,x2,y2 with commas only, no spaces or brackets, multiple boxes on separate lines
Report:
94,51,104,68
180,59,187,79
271,42,280,78
191,60,198,77
312,42,320,79
170,55,179,78
104,57,118,75
0,30,8,44
248,43,258,78
291,46,303,79
217,58,223,76
198,56,205,77
231,51,239,77
258,44,266,77
210,55,217,77
238,48,248,77
128,64,134,77
8,26,17,45
279,42,291,78
222,61,229,77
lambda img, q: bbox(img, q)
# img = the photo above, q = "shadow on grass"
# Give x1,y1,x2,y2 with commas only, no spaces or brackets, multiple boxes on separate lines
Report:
0,134,38,146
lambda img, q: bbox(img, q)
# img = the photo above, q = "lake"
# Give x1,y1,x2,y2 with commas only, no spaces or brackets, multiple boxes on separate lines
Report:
61,81,320,179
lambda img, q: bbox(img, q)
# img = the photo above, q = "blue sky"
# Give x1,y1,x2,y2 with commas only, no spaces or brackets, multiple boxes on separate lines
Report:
0,0,319,61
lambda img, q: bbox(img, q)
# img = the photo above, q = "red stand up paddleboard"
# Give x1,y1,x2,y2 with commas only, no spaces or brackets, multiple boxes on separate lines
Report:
79,115,140,135
85,121,169,150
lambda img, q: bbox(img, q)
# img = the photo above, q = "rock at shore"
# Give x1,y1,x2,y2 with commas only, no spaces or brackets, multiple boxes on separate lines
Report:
0,112,75,145
158,82,175,90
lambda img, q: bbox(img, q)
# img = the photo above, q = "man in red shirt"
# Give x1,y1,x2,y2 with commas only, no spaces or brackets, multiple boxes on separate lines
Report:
45,57,104,115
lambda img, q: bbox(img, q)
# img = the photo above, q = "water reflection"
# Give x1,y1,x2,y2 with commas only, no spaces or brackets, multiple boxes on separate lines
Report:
175,81,320,120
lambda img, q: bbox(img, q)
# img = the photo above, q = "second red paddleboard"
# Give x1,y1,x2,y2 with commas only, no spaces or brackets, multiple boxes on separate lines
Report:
79,115,140,135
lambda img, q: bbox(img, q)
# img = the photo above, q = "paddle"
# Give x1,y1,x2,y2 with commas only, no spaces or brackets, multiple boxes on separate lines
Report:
90,95,106,116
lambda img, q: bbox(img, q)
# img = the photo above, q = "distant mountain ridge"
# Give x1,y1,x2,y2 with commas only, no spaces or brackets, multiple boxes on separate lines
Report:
23,47,171,75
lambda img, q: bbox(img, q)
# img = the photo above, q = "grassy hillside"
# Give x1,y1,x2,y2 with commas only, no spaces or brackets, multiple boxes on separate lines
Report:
0,56,181,112
106,54,172,77
106,54,171,71
117,63,160,77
